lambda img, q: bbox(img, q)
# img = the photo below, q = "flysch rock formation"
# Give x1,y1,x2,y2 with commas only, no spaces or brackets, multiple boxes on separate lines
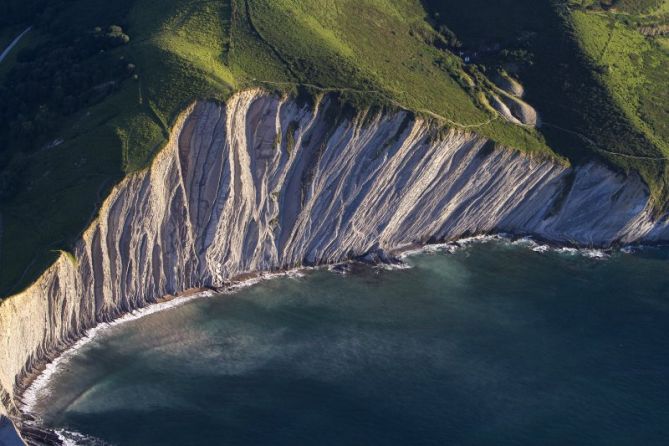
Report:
1,89,668,444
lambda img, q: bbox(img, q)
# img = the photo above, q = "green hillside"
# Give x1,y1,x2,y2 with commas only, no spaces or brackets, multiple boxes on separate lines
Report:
424,0,669,206
569,1,669,204
0,0,668,296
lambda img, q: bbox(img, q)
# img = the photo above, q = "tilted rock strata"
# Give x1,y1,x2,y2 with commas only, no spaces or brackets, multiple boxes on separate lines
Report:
1,90,668,439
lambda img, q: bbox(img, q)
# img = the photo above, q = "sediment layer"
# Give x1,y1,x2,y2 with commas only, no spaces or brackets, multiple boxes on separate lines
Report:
1,89,667,443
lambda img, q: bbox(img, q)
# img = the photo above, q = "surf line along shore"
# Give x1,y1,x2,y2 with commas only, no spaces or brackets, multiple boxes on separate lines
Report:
0,27,32,64
17,266,321,416
3,90,669,444
17,233,616,421
13,233,624,445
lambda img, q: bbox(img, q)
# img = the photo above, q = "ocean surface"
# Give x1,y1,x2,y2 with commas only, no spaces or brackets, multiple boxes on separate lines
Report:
29,240,669,445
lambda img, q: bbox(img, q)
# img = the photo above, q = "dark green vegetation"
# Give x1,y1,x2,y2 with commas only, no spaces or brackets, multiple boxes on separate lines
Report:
0,0,552,296
0,0,233,295
424,0,669,208
0,0,668,296
0,25,132,155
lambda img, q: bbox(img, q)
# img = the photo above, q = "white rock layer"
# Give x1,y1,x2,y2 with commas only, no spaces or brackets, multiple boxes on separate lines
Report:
1,90,668,436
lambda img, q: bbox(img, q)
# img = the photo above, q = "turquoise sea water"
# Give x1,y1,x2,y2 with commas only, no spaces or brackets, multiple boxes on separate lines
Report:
31,240,669,445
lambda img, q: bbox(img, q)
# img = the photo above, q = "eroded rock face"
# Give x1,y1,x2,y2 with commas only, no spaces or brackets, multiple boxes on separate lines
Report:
492,71,525,98
1,90,668,430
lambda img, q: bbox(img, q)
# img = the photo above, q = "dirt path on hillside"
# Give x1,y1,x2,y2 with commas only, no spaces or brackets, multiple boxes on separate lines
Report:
543,122,669,161
252,78,499,130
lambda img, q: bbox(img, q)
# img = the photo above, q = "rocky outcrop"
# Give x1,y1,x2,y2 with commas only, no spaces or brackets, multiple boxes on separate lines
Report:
487,93,522,126
492,71,525,98
499,93,540,127
489,72,539,127
639,24,669,37
1,89,668,442
490,90,540,127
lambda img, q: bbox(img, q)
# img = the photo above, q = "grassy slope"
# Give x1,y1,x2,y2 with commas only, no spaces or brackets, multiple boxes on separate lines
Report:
237,0,553,155
0,0,558,296
423,0,669,208
0,0,239,295
567,1,669,205
660,36,669,49
571,10,669,153
1,0,666,296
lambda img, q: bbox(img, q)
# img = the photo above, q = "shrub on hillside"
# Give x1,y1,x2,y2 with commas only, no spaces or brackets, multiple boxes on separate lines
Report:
0,25,134,153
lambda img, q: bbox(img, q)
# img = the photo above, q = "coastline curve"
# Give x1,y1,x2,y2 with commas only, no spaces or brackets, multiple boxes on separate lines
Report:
1,89,669,444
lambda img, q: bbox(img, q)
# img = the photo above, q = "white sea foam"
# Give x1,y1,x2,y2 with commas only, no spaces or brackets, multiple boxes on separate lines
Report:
397,234,614,261
220,268,310,293
556,247,579,255
506,236,612,259
511,237,550,253
424,242,461,254
327,263,352,275
375,262,413,271
397,236,499,260
21,290,215,415
22,265,324,422
509,236,551,253
456,234,503,246
20,233,625,444
397,247,426,258
55,428,109,446
581,249,609,259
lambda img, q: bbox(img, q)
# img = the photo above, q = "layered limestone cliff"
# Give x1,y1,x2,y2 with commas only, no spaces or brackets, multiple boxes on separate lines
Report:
1,89,668,441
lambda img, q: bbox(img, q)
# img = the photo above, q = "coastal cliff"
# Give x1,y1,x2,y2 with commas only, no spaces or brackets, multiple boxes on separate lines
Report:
1,89,668,443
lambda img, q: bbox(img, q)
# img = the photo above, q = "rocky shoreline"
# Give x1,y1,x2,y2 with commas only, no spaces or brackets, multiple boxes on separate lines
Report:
10,235,668,444
2,89,669,445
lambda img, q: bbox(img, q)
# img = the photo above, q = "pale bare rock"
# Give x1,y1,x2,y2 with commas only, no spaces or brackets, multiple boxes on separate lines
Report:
488,72,539,127
488,93,522,125
1,90,668,443
499,92,540,127
492,71,525,98
639,24,669,37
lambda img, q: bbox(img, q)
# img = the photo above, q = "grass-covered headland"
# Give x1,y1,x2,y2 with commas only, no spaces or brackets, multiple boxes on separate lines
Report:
0,0,668,296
